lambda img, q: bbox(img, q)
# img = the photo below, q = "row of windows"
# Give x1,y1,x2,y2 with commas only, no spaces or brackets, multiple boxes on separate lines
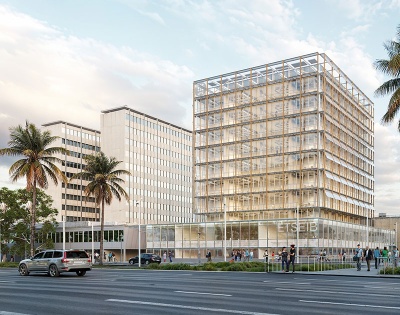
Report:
125,114,191,141
62,183,85,190
125,139,191,161
50,230,123,243
62,127,100,142
130,160,190,173
62,138,100,152
62,204,99,213
62,161,85,170
62,193,95,203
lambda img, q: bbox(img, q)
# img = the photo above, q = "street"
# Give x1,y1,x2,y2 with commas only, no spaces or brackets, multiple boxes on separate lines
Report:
0,268,399,314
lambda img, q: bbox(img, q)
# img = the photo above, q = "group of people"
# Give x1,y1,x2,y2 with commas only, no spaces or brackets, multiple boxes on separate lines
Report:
230,249,254,262
354,244,399,271
162,251,173,262
279,244,296,272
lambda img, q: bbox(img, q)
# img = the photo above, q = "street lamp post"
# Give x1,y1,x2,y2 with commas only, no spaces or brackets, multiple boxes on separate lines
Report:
395,222,398,248
366,209,369,246
0,219,3,263
296,206,299,263
62,216,66,251
197,232,201,265
119,233,123,263
223,199,227,262
136,200,141,268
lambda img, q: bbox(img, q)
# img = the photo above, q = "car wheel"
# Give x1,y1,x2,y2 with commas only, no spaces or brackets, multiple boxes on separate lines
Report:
19,264,29,276
48,264,60,277
76,270,86,276
145,260,149,265
129,260,134,265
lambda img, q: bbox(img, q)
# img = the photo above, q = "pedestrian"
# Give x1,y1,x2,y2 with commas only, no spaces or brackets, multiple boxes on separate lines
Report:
250,250,253,261
263,249,268,263
342,251,346,262
206,250,212,262
112,252,115,262
289,244,296,273
271,251,275,261
168,251,173,262
373,247,380,269
163,252,167,262
393,247,399,267
245,249,249,261
355,244,362,271
94,252,99,262
281,247,289,272
108,252,113,262
364,246,373,271
10,255,14,262
382,246,388,267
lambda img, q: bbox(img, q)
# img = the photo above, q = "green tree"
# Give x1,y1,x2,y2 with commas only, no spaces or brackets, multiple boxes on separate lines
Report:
374,24,400,130
70,152,130,264
0,187,58,258
0,121,67,256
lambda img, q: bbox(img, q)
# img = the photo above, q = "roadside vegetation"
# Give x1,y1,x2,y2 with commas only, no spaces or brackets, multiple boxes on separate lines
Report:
379,267,400,275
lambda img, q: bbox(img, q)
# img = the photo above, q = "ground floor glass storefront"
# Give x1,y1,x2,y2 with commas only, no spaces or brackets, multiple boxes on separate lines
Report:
146,218,394,259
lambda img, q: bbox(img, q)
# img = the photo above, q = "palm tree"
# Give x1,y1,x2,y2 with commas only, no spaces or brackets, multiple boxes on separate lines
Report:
374,24,400,130
0,121,67,256
70,152,130,265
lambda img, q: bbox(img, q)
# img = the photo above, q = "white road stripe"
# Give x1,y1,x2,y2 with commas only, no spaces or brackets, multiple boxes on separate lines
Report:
0,312,32,315
295,278,400,285
106,299,279,315
299,299,400,310
263,281,310,285
174,290,232,297
276,288,399,298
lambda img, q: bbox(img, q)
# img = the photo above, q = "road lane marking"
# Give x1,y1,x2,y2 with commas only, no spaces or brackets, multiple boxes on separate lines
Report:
276,288,399,298
174,290,232,296
263,281,310,285
295,278,400,285
0,312,32,315
299,300,400,310
106,299,279,315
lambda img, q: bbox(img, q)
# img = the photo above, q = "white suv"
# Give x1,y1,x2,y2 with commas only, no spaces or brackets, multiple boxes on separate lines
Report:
18,250,92,277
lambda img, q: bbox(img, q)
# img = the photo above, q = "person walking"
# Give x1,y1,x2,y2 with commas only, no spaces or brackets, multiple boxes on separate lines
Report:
364,246,373,271
374,247,380,269
281,247,289,272
168,251,173,262
289,244,296,273
163,252,167,263
355,244,363,271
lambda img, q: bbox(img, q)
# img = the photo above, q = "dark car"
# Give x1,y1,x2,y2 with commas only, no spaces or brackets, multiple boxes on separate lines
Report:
129,253,161,265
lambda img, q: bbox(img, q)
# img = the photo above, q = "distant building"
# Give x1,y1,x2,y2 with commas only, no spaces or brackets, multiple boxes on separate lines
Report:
42,121,100,222
100,106,193,225
374,214,400,249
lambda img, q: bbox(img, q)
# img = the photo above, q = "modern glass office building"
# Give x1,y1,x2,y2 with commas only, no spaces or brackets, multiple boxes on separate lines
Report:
146,53,385,258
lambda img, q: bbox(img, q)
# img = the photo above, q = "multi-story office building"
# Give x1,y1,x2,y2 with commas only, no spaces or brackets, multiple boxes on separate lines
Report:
146,53,384,258
42,121,101,222
100,106,193,225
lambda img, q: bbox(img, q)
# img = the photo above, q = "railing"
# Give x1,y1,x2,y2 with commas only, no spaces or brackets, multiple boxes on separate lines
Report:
260,255,354,273
378,257,400,275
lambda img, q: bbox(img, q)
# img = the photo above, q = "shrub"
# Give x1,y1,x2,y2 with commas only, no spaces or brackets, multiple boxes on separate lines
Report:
147,263,161,269
379,267,400,275
221,263,247,271
202,263,217,271
160,263,193,270
214,261,230,268
0,262,18,268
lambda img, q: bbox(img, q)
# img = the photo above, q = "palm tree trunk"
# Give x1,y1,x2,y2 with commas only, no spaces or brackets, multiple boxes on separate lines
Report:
99,198,105,265
30,181,37,256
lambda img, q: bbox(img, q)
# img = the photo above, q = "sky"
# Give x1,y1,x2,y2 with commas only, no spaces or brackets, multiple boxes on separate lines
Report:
0,0,399,215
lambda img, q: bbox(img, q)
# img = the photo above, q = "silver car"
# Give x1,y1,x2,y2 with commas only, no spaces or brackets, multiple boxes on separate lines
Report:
18,250,92,277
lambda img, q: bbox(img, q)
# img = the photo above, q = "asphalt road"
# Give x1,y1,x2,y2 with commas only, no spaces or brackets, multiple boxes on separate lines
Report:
0,268,399,315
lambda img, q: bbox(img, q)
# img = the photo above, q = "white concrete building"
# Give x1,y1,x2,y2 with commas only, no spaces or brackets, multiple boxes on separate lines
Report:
101,106,193,225
42,121,101,222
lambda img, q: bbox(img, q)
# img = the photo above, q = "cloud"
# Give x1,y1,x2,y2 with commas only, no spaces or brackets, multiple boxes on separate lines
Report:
336,0,383,21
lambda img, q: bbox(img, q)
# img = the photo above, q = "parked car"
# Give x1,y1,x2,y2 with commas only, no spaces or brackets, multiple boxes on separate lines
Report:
129,253,161,265
18,250,92,277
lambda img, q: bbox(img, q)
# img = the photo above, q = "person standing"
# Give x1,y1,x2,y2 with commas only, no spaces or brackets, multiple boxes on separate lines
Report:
382,246,388,267
393,247,399,267
249,250,254,261
163,252,167,263
364,246,373,271
355,244,362,271
281,247,289,272
206,250,212,262
263,249,268,263
289,244,296,273
374,247,380,269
